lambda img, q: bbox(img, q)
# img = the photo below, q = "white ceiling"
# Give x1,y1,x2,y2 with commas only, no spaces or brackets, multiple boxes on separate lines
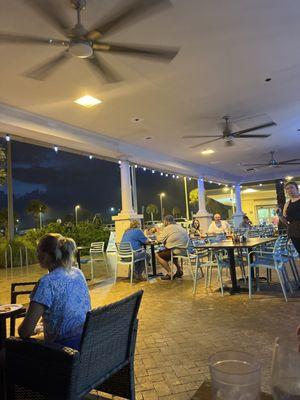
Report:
1,0,300,183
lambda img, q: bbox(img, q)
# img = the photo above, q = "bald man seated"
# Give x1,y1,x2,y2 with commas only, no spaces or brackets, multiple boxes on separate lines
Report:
208,213,230,235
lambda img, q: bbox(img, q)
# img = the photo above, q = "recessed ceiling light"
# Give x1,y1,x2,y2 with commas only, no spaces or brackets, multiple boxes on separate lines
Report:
74,95,102,108
201,149,215,155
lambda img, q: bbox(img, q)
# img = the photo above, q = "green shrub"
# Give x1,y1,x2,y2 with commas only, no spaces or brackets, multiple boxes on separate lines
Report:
0,221,110,268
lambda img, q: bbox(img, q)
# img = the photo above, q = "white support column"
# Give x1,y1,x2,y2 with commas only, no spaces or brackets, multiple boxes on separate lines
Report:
195,177,212,234
112,160,143,242
232,184,245,227
131,165,138,213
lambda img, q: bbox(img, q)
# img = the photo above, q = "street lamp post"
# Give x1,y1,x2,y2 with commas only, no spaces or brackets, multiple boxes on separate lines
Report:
75,205,80,226
159,193,165,221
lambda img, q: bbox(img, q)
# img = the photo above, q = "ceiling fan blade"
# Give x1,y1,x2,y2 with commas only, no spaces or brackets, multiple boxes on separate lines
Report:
0,32,67,47
233,121,276,136
233,134,271,138
279,162,300,165
27,0,71,37
24,50,71,80
93,42,179,62
279,159,300,163
240,163,268,167
190,137,223,149
182,135,220,139
86,0,171,40
86,54,122,83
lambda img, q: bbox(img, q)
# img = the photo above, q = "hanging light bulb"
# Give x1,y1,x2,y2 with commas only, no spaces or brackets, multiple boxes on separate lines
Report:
5,134,10,142
89,154,93,160
160,172,163,176
54,145,58,153
152,170,155,174
165,173,169,177
143,167,146,171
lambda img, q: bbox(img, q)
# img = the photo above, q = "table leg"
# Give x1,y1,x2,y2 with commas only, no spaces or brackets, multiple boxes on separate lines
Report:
227,248,239,294
0,318,7,351
76,249,81,270
151,244,157,276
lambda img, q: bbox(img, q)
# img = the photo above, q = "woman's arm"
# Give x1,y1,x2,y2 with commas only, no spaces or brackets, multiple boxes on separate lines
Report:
18,301,45,339
277,202,289,226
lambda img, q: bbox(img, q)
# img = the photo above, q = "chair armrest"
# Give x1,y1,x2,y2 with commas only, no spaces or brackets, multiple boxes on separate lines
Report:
5,337,80,396
248,251,273,257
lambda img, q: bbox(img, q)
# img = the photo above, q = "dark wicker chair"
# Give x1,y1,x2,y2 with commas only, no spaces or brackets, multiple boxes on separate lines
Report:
5,290,143,400
9,282,37,336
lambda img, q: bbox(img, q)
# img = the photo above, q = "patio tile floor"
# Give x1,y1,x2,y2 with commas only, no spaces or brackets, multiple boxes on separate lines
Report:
1,263,300,399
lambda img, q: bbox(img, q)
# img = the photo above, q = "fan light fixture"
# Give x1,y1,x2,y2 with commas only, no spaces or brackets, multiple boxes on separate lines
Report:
201,149,215,155
74,95,102,108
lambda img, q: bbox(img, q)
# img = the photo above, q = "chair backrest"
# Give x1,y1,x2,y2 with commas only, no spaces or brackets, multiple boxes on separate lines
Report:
90,242,105,253
116,242,134,258
247,229,261,238
76,290,143,394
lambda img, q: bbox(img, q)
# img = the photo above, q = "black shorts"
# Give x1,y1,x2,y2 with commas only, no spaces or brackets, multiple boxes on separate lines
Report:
157,248,172,261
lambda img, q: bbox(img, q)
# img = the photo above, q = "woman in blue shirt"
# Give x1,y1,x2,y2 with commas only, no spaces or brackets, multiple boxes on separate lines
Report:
18,233,91,350
121,220,150,280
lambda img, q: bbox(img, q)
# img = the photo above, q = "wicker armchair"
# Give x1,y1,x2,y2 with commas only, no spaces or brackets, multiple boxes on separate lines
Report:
5,290,143,400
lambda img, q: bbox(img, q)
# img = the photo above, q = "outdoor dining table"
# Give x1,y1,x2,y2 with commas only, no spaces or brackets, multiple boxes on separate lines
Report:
0,304,26,398
194,237,277,294
192,380,272,399
76,246,90,270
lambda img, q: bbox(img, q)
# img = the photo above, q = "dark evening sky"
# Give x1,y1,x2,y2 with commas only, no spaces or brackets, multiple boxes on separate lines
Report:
0,140,198,228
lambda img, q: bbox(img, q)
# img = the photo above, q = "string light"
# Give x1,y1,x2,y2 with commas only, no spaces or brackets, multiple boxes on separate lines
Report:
172,175,175,178
160,172,163,176
165,173,168,177
176,175,179,179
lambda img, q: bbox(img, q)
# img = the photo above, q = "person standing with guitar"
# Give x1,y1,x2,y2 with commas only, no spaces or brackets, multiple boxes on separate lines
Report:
277,181,300,254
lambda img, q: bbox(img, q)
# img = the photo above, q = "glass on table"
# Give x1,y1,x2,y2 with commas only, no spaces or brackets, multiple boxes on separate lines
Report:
271,337,300,400
209,350,261,400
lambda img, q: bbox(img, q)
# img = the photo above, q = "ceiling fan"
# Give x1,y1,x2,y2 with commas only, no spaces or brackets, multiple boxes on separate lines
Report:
0,0,179,82
182,116,275,148
241,151,300,171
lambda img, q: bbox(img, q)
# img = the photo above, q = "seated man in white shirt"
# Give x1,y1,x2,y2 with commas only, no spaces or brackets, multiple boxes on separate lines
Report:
156,215,189,280
208,213,230,235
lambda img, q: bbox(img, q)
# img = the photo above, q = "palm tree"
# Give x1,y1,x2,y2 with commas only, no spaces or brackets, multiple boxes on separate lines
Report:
146,204,158,221
26,199,48,228
172,206,181,218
